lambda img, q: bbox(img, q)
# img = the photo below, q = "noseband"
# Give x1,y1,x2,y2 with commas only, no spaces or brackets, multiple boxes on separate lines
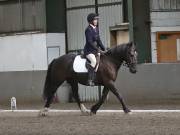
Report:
122,61,131,68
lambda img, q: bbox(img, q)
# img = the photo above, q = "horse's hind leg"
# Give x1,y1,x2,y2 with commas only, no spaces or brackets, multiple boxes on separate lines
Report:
68,80,89,115
40,82,63,116
90,87,109,115
44,86,59,108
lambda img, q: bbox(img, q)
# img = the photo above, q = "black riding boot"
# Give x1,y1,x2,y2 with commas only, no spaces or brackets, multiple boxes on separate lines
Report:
88,66,95,86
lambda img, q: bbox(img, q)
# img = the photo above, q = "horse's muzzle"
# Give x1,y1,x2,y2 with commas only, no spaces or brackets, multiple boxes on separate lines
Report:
129,67,137,74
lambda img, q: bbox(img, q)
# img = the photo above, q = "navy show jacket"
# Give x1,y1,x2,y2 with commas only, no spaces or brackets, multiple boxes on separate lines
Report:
84,25,105,55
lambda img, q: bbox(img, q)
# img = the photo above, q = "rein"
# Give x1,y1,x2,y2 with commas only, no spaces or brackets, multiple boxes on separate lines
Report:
104,45,133,69
122,61,131,68
104,51,129,68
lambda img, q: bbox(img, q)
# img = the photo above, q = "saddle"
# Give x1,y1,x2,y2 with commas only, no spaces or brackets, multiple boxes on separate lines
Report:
73,54,100,73
80,53,86,59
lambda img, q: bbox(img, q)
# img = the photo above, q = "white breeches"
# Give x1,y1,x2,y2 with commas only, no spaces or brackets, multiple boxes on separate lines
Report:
86,53,96,68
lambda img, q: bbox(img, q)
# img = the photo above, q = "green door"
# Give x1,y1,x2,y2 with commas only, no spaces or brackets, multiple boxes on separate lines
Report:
128,0,152,63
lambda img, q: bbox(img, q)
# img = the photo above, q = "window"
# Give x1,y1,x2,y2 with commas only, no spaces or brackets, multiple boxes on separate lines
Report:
47,47,60,65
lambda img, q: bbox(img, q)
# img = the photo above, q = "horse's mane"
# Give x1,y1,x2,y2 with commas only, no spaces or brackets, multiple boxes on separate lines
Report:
105,43,128,56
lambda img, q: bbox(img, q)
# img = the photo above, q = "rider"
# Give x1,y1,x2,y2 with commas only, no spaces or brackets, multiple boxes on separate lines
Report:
84,13,106,86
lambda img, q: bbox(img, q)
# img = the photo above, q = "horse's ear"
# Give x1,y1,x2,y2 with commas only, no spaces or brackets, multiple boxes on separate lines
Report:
127,42,133,48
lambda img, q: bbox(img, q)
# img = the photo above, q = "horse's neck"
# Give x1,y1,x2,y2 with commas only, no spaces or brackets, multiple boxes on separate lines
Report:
110,56,123,70
101,54,123,71
105,46,126,68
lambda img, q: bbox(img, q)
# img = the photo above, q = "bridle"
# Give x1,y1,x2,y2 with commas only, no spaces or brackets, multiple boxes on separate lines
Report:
105,47,136,68
122,61,131,68
123,50,137,68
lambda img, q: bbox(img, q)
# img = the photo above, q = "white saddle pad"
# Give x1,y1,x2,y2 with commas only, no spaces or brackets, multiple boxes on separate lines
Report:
73,55,88,73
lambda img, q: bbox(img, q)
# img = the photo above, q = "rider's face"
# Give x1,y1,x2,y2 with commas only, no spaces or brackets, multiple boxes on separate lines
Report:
92,19,98,26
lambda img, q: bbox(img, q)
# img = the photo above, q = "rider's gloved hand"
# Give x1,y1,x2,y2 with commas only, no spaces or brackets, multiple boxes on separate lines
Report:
99,50,106,54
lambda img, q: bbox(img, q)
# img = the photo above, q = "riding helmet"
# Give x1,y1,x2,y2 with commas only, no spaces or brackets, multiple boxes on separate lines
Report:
87,13,99,23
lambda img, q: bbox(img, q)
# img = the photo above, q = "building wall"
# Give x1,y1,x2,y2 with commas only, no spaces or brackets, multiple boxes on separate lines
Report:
0,0,46,33
0,33,47,72
150,0,180,63
0,33,67,103
127,0,152,63
0,71,46,103
0,0,68,103
66,0,95,8
67,8,94,51
1,63,180,104
66,0,122,51
46,33,66,55
177,39,180,61
0,70,71,103
116,30,129,44
109,63,180,104
0,33,66,72
98,1,123,47
46,0,66,33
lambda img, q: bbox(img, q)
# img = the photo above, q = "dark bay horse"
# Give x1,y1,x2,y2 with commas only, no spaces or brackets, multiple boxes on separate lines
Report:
40,42,137,116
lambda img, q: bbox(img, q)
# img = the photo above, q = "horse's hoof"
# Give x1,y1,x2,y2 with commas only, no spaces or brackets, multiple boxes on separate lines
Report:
40,112,48,117
90,111,96,116
80,104,90,116
81,112,90,116
39,108,49,117
81,110,91,116
124,108,131,114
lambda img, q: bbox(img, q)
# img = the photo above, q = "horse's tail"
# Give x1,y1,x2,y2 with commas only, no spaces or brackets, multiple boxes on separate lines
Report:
43,59,56,100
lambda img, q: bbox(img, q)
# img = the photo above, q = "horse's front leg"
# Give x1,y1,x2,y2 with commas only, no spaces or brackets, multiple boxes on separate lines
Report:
90,87,109,115
68,80,90,115
107,81,131,113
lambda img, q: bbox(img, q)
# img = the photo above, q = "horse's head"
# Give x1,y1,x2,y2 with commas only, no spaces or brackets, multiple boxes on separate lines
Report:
105,42,138,73
124,42,138,73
